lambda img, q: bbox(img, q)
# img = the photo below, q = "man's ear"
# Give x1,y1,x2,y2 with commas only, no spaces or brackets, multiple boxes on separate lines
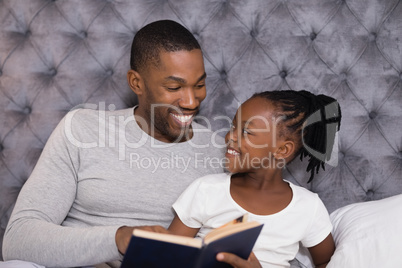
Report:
274,141,295,160
127,69,143,96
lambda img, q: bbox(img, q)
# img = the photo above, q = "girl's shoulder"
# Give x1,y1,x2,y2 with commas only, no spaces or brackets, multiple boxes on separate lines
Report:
195,172,230,186
182,173,230,199
185,173,229,193
286,181,322,204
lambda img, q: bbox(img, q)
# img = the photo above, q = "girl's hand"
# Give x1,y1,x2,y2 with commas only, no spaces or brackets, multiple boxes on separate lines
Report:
115,225,169,255
216,251,262,268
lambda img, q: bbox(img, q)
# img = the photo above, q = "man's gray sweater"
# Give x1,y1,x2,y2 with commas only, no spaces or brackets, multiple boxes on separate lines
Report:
3,107,224,267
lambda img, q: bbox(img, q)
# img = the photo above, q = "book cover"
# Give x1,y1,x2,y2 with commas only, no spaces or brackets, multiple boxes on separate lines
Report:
120,217,263,268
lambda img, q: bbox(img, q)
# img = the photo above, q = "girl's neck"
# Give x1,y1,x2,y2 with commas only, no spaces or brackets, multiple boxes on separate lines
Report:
232,168,286,191
230,169,293,216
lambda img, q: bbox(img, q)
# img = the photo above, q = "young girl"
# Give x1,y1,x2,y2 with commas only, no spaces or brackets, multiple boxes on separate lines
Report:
169,90,341,267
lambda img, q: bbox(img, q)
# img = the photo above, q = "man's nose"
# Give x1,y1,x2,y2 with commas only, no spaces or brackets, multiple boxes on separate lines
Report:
179,88,198,110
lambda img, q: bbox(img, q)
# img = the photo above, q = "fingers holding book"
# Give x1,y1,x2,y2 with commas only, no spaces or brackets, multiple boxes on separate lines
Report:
115,225,169,255
216,251,262,268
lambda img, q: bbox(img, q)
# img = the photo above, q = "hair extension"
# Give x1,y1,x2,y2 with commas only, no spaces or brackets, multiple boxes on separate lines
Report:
130,20,201,72
252,90,341,182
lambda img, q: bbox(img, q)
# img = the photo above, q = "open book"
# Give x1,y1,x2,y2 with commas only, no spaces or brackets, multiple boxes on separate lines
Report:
120,215,263,268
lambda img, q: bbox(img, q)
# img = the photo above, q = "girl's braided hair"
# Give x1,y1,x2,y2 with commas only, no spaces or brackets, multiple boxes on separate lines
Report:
252,90,342,182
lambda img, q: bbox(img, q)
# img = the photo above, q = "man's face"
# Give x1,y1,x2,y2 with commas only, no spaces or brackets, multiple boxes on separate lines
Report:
136,49,206,143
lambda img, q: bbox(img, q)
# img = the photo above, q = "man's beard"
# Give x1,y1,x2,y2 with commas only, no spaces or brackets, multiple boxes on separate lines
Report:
144,99,192,143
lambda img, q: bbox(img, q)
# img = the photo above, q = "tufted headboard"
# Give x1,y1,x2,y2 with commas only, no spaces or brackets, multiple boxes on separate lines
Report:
1,0,401,261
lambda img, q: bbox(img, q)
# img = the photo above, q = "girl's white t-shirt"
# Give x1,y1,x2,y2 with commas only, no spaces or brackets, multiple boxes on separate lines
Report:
172,173,332,268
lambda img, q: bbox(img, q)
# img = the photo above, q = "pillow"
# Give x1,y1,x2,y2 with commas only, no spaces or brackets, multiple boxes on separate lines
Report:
294,194,402,268
327,194,402,267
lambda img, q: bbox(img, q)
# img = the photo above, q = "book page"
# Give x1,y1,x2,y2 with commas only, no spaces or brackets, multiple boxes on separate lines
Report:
132,229,203,248
217,214,249,229
204,221,262,244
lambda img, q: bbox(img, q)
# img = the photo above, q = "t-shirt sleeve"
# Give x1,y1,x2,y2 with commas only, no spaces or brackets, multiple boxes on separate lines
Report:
301,195,333,248
172,177,208,228
3,111,121,266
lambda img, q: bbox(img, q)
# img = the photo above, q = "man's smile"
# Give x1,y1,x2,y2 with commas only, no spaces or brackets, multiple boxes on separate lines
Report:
171,112,194,126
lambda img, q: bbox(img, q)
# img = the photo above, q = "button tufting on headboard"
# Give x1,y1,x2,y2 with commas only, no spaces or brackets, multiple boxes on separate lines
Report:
250,29,258,38
369,32,377,41
48,68,57,76
106,69,114,76
192,32,200,40
220,70,228,80
339,72,347,81
279,70,287,79
369,111,377,119
22,107,31,115
78,31,87,39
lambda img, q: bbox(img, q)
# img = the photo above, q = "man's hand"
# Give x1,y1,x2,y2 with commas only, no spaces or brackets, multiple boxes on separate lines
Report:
115,225,169,255
216,252,262,268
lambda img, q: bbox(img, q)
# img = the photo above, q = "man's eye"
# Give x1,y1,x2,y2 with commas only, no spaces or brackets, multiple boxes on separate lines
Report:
167,87,180,91
196,84,205,89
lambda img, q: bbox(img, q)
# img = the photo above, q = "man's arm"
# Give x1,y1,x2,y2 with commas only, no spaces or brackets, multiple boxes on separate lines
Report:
2,114,121,266
115,215,200,255
115,225,171,255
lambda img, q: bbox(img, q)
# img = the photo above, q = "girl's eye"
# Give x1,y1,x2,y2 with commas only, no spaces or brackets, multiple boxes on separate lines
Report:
242,129,250,135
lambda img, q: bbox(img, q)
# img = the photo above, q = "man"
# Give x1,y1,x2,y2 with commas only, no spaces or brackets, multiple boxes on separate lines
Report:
2,20,262,268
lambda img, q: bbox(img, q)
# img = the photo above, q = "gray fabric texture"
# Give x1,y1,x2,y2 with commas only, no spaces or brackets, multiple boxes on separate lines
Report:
0,260,45,268
0,0,401,262
2,107,224,267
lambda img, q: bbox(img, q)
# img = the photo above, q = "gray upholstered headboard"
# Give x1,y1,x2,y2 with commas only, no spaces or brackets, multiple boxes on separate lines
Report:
1,0,401,261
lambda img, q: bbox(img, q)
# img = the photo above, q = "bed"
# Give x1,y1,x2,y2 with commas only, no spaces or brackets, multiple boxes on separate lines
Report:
1,0,401,266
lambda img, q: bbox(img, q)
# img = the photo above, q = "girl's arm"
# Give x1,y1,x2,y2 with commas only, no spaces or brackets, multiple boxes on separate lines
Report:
168,215,200,237
308,233,335,268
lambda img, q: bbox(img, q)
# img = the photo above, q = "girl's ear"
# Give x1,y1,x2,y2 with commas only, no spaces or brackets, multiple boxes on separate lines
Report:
274,141,295,160
127,69,144,96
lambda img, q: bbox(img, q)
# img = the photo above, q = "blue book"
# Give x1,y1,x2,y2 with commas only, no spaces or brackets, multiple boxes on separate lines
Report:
121,217,263,268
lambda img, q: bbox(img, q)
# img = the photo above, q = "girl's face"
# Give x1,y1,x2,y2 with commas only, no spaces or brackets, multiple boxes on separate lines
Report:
224,97,285,174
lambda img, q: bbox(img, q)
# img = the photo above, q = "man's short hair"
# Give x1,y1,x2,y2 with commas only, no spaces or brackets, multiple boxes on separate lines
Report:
130,20,201,72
